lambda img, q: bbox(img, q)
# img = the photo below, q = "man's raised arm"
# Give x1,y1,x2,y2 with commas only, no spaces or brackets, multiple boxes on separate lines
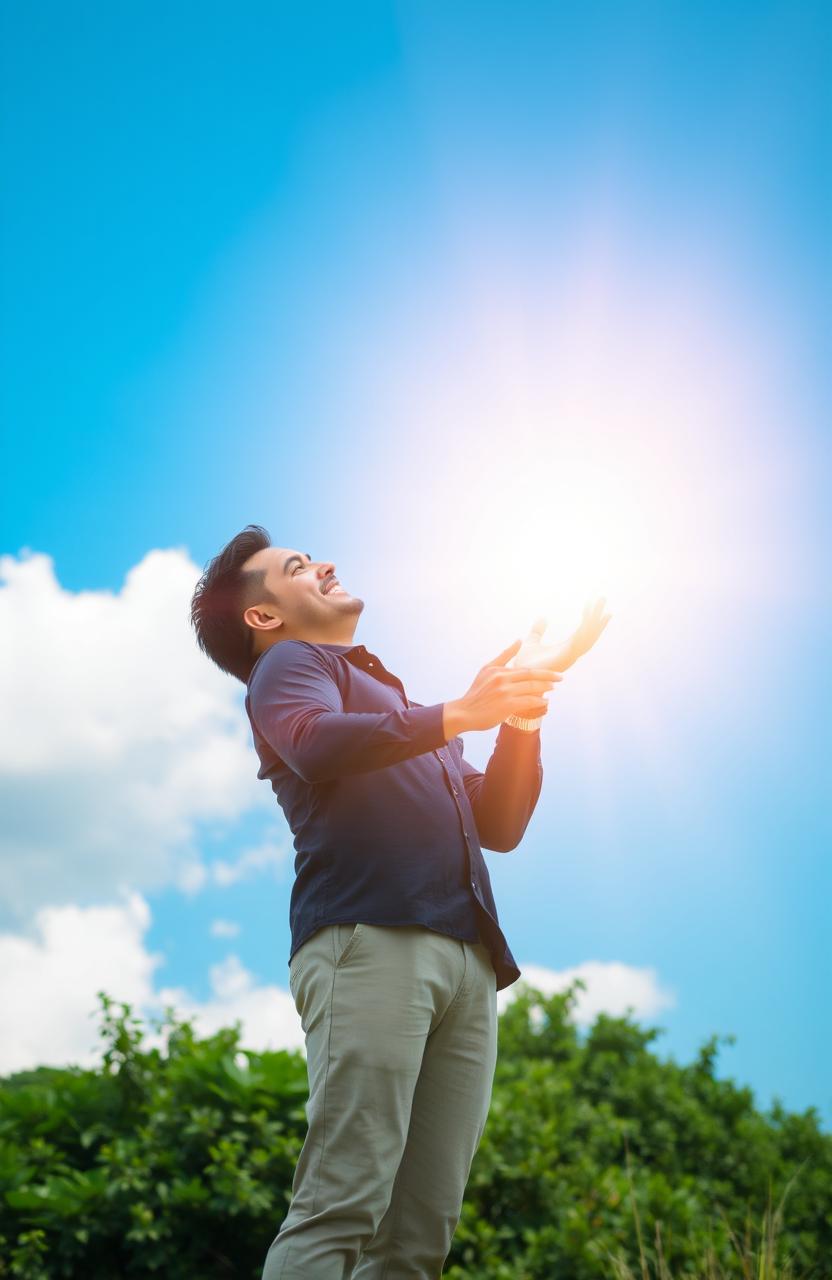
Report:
248,641,448,783
248,638,561,785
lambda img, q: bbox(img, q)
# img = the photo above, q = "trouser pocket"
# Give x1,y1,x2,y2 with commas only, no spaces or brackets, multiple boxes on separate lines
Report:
289,923,365,1017
334,922,363,969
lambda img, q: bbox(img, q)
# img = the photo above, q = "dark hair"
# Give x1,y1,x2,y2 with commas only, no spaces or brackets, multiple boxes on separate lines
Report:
190,524,276,684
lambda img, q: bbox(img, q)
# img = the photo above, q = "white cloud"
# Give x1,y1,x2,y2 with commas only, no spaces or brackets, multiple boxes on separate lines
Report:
0,892,675,1079
210,918,241,939
0,893,302,1076
156,955,304,1055
178,862,209,895
0,547,277,924
176,836,290,896
209,839,289,889
501,960,676,1026
0,891,165,1074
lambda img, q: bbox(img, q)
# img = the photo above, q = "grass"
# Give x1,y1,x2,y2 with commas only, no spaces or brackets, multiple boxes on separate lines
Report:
605,1145,809,1280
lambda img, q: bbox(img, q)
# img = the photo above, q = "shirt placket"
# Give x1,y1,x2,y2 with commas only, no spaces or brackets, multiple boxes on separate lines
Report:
347,647,489,915
434,745,491,913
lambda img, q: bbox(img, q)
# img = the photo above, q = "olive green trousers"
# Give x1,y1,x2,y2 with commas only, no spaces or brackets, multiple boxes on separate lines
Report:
260,922,498,1279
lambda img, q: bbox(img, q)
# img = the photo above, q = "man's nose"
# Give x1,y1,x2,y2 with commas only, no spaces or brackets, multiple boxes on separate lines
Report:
316,562,335,581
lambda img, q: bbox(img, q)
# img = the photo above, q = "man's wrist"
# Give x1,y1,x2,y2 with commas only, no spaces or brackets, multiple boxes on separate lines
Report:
442,700,469,739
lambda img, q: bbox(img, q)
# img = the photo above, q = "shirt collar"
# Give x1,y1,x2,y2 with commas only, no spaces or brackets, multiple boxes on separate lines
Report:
247,638,367,686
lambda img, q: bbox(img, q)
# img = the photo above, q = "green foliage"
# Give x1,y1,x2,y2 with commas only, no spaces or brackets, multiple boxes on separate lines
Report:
0,984,829,1278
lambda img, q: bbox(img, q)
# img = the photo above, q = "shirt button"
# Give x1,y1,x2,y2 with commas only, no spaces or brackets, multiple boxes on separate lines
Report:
471,878,477,892
452,786,458,795
463,830,470,839
368,661,374,667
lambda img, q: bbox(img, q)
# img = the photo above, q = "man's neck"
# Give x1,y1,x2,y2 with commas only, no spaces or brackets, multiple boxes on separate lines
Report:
257,628,358,657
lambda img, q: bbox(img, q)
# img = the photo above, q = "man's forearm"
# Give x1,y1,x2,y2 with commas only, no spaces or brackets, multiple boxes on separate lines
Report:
444,697,552,737
463,728,543,851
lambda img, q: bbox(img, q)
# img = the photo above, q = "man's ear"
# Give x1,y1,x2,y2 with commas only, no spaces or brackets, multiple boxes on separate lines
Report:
243,603,284,634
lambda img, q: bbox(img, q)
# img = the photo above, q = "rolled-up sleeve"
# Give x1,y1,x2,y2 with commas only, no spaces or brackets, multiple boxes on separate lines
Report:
247,640,449,783
458,723,543,852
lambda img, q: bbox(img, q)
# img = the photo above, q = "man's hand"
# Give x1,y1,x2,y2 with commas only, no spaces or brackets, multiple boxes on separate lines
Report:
443,638,563,737
511,600,612,673
566,598,612,666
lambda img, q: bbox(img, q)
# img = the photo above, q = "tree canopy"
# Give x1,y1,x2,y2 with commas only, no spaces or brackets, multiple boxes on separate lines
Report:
1,982,828,1278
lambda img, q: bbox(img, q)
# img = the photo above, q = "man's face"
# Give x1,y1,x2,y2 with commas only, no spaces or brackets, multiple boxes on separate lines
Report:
242,546,364,648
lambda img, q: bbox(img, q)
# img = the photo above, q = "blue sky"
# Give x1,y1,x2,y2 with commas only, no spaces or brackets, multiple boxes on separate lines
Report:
1,2,830,1129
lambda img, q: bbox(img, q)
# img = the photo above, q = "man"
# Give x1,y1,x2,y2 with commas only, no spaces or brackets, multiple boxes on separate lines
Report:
190,524,610,1280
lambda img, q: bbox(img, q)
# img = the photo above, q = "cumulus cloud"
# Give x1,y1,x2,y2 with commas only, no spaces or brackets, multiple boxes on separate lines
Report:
0,893,675,1078
0,547,279,924
0,892,164,1074
0,892,302,1076
210,918,241,939
212,839,289,888
155,955,304,1055
175,834,290,896
502,960,676,1026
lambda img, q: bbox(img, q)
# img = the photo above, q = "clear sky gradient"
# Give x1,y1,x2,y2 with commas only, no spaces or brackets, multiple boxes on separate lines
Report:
2,2,830,1126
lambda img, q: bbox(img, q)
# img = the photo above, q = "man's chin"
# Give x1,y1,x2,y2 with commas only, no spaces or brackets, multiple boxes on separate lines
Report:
326,593,364,612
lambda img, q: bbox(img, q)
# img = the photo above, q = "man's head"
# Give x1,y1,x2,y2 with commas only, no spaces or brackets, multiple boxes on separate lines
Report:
190,525,364,684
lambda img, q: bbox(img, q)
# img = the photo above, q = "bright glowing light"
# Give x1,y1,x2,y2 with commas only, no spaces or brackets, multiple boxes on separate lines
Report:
214,197,810,783
455,453,653,644
361,222,806,683
317,212,816,851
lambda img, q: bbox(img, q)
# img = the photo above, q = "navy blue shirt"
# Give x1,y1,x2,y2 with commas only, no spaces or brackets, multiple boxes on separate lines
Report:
244,638,543,991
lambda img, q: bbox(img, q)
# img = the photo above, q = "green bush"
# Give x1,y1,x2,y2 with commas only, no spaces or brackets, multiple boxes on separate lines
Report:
1,983,828,1278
